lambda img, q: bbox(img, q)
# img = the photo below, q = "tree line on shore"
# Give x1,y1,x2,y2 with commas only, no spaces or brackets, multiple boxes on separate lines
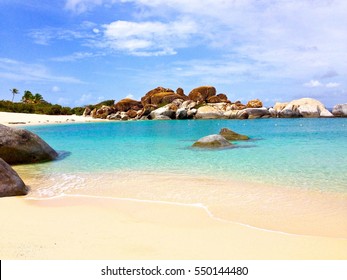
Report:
2,88,113,115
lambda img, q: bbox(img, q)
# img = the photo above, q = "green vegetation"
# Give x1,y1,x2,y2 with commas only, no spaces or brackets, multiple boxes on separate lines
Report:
10,88,19,102
1,89,115,116
21,90,45,104
83,99,115,112
0,100,79,115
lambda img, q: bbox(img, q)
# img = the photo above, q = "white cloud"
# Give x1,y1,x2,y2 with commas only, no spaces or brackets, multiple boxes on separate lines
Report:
100,19,198,56
65,0,119,14
29,24,98,46
326,82,340,88
303,80,341,89
65,0,104,13
304,80,323,88
62,0,347,75
0,58,83,84
51,52,97,62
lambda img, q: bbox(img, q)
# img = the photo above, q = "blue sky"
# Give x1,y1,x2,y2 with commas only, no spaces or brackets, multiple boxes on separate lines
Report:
0,0,346,107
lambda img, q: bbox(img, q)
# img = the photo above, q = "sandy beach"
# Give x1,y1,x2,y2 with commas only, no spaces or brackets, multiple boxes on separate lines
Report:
1,195,347,260
0,111,106,126
1,112,347,260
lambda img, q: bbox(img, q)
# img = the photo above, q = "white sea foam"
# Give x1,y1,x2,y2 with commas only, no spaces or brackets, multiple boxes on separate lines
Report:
27,174,85,198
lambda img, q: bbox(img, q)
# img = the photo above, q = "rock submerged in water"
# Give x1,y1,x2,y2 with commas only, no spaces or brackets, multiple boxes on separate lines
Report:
192,134,232,148
219,128,249,140
0,158,28,197
0,124,58,165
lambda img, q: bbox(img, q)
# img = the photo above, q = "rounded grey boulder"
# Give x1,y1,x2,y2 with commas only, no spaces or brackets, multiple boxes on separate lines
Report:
193,134,232,148
0,158,28,197
0,124,58,165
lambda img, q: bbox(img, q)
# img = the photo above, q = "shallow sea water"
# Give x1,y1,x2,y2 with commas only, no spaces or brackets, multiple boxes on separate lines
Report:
13,118,347,237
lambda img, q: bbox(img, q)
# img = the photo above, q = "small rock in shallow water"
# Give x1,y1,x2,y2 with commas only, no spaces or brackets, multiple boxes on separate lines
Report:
193,134,232,148
219,128,249,140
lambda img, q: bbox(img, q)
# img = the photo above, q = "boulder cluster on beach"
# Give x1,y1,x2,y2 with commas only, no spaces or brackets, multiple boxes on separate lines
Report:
84,86,347,120
0,124,58,198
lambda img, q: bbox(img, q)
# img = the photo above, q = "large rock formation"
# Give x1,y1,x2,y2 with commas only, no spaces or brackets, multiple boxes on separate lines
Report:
141,87,173,105
95,105,114,119
141,87,186,107
0,124,58,165
332,104,347,117
195,105,223,119
219,128,249,140
298,105,320,118
246,99,263,108
273,102,288,112
114,98,143,112
86,85,339,121
277,98,333,118
126,109,138,118
0,158,28,197
231,101,247,110
192,134,232,148
149,104,177,120
245,107,271,119
82,106,91,117
188,86,217,103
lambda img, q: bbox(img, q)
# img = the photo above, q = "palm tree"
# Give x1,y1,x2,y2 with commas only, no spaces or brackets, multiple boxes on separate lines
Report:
10,88,19,102
22,90,34,103
33,93,43,104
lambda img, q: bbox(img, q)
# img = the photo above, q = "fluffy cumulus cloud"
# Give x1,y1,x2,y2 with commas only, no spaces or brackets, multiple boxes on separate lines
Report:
100,19,198,56
64,1,347,69
60,0,347,100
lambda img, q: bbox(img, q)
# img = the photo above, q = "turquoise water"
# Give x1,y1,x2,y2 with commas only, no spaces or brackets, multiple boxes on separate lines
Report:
23,118,347,193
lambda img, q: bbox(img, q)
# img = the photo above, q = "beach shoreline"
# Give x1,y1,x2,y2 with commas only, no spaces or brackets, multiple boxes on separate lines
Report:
0,111,107,126
14,168,347,239
1,112,347,260
1,195,347,260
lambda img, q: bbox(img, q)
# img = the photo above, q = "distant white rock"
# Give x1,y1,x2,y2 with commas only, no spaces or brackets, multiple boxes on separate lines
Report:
149,104,176,120
332,104,347,117
278,98,332,118
298,105,320,118
195,105,223,119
